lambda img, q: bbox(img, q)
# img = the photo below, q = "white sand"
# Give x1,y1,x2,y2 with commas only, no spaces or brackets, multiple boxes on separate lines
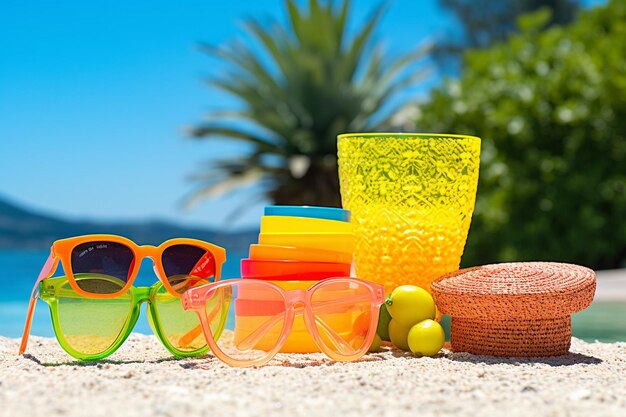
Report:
0,334,624,417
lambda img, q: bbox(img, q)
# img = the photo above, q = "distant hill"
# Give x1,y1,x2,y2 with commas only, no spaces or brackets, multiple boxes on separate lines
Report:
0,197,258,251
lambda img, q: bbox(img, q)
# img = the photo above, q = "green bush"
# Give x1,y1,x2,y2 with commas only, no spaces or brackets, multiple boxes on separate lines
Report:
416,1,626,269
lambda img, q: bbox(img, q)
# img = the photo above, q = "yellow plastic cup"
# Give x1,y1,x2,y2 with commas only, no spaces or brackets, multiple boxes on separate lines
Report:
249,244,353,264
260,215,353,234
337,133,481,295
258,233,355,255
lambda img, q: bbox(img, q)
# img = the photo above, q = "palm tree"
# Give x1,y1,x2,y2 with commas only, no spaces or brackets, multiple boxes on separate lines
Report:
187,0,430,210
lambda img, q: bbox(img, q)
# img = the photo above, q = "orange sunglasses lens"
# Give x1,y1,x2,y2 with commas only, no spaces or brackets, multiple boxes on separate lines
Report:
161,244,217,294
70,241,135,295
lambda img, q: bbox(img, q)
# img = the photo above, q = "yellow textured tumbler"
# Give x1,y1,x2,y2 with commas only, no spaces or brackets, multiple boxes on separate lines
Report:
337,133,481,295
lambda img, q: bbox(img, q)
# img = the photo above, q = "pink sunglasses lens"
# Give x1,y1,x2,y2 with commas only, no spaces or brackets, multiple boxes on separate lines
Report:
205,281,288,363
310,280,375,357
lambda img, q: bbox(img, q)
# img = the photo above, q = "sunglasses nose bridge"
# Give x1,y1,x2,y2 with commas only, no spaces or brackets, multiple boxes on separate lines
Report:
131,246,163,281
137,245,159,258
135,246,160,271
284,290,306,308
133,286,152,304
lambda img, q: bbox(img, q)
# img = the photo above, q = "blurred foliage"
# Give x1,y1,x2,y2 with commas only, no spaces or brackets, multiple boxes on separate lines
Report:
435,0,579,73
188,0,429,209
416,0,626,269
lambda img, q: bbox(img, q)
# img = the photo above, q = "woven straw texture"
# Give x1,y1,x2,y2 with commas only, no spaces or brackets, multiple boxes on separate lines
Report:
431,262,596,357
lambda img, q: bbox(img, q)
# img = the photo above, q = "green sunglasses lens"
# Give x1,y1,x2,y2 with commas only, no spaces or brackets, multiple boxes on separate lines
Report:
152,282,226,354
55,275,133,357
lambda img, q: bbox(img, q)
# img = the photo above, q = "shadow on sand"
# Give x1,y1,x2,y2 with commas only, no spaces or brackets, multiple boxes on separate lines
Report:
22,353,206,367
23,344,601,369
445,351,603,366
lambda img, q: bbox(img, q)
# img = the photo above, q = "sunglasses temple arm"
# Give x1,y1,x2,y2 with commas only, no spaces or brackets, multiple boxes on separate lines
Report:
312,316,355,355
170,251,222,292
310,293,381,355
178,299,223,348
19,253,57,355
236,313,284,352
237,293,372,352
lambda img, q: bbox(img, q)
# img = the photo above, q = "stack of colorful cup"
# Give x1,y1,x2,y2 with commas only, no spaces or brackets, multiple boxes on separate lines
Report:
238,205,355,353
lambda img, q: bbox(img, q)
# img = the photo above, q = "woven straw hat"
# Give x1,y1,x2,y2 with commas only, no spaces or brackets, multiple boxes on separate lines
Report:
431,262,596,357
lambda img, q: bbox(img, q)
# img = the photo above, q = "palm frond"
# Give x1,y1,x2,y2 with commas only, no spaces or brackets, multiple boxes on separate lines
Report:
337,2,387,82
188,0,429,209
187,125,284,154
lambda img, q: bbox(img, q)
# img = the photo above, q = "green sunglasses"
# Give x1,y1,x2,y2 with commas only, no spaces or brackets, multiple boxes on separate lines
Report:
35,274,228,360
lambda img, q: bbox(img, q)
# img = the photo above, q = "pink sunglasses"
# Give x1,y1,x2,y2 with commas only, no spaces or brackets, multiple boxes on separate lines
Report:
182,277,385,367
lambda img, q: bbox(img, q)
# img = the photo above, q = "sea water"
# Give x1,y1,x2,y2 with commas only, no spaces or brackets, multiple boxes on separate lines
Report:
1,251,624,342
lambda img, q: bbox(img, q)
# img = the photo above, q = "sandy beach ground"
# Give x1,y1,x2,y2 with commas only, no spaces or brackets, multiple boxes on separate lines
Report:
1,335,624,417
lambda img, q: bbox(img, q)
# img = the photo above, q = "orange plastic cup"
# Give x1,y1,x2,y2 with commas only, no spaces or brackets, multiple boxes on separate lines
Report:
241,259,351,280
249,244,353,264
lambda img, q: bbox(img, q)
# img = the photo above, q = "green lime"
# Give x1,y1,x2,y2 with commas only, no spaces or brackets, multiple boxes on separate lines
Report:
388,319,411,351
368,333,382,352
386,285,436,327
376,303,392,341
407,319,445,357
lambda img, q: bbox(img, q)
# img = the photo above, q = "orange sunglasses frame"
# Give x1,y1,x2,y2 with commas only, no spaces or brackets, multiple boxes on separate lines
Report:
20,234,226,355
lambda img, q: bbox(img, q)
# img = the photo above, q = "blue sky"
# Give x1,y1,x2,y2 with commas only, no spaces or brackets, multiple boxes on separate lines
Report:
0,0,601,230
